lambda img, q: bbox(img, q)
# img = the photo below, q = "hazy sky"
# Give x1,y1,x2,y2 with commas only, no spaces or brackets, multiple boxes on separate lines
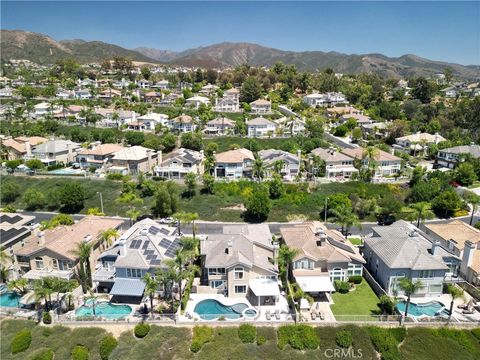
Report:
2,1,479,65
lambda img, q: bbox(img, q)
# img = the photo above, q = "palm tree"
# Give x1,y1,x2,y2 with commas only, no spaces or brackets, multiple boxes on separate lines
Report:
329,207,361,238
7,278,28,294
126,209,141,227
463,191,480,226
70,242,93,293
174,212,199,239
273,160,285,175
409,202,435,228
143,273,159,317
156,262,179,312
253,157,265,182
397,278,423,319
278,245,299,283
362,146,379,176
99,228,120,248
446,284,464,321
84,291,99,317
180,236,200,261
34,278,55,311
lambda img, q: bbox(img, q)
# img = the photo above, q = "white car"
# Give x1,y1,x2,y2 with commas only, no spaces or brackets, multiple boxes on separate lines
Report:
159,217,174,224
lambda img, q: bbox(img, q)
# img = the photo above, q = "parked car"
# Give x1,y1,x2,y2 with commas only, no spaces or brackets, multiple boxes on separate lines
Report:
377,214,396,226
159,217,174,224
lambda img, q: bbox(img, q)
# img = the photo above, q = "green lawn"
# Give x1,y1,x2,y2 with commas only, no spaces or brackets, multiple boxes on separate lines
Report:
330,281,382,319
2,320,479,360
347,237,363,246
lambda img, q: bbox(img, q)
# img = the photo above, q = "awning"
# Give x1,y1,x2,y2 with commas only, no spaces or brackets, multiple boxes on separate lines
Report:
23,269,73,280
249,278,280,297
110,278,146,297
296,276,335,293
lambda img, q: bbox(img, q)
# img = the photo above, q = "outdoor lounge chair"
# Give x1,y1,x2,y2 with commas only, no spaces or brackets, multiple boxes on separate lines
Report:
275,309,281,320
457,304,468,310
319,311,325,320
265,310,271,320
311,311,317,320
462,307,475,314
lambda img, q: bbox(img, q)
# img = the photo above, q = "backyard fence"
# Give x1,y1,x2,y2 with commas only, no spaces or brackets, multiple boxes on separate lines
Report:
362,266,388,297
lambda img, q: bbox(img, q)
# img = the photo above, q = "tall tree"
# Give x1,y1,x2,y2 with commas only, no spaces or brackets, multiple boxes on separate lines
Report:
329,207,361,238
446,284,463,322
70,242,93,293
397,278,423,319
142,273,159,317
409,202,435,228
278,245,299,283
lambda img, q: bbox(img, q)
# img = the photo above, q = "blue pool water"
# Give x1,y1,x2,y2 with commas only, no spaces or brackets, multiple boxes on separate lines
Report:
75,302,132,319
396,301,444,317
194,299,249,320
0,292,22,308
49,168,85,175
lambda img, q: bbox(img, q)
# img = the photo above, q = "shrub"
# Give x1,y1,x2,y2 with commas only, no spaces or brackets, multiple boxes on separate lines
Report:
11,328,32,354
99,334,118,360
336,330,353,348
277,325,319,350
348,275,363,284
367,327,400,360
379,295,396,315
71,345,89,360
190,325,213,353
257,335,266,346
134,323,150,338
106,173,125,181
238,324,256,343
42,312,52,324
28,348,54,360
334,280,351,293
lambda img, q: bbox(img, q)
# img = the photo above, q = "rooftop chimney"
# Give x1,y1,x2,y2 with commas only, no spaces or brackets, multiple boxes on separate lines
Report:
225,239,233,254
461,241,476,276
37,231,45,246
431,241,440,255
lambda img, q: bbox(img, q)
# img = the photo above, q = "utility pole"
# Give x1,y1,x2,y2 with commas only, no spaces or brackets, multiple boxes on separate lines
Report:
97,192,104,214
324,197,328,223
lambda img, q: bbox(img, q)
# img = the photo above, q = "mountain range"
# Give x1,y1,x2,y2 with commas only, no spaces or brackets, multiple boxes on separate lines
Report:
2,29,479,79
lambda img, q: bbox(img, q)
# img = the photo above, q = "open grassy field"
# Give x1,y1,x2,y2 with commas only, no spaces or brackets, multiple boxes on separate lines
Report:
330,281,382,320
2,176,404,222
1,320,479,360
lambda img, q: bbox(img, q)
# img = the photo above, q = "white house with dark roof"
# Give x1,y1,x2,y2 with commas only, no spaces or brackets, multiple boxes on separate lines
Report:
258,149,301,180
154,148,203,179
363,220,453,296
436,145,480,169
93,219,180,302
247,117,277,137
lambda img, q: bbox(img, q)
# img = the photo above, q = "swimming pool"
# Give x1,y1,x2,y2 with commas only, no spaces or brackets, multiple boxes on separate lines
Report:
49,168,85,175
75,302,132,319
194,299,250,320
396,300,445,317
0,291,22,308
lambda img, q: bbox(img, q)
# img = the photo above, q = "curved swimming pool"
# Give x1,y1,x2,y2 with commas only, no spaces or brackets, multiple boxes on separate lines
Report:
0,291,22,308
396,300,445,317
194,299,249,320
75,302,132,319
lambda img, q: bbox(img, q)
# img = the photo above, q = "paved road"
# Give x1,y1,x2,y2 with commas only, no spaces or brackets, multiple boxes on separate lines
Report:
19,211,479,237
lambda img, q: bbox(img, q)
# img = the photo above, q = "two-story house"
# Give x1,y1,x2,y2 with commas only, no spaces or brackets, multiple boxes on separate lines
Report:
76,143,124,169
204,117,236,135
247,117,277,137
280,222,365,298
341,147,402,178
168,114,197,133
29,140,81,165
185,96,210,108
250,99,272,114
110,146,161,174
93,219,180,302
363,221,452,296
200,224,280,306
258,149,301,180
311,147,358,180
136,113,170,131
1,136,47,160
154,148,203,179
214,88,240,112
394,132,446,155
436,145,480,169
214,148,255,180
14,216,123,282
303,92,347,107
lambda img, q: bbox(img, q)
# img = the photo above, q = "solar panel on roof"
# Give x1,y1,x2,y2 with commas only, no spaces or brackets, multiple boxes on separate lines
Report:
143,250,154,255
142,240,150,249
146,254,156,260
149,226,160,235
129,240,138,249
159,239,172,248
159,228,170,235
165,249,176,258
150,259,161,265
134,240,142,249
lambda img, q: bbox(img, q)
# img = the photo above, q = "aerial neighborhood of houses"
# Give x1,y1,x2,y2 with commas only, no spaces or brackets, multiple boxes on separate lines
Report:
1,53,480,332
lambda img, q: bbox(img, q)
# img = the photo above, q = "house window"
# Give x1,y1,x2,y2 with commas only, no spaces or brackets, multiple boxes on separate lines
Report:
35,257,44,270
347,264,363,276
234,267,244,280
235,285,247,294
208,268,226,276
52,259,58,269
330,267,344,282
58,260,72,271
256,275,277,280
210,280,226,289
418,270,434,279
294,259,313,270
126,268,143,278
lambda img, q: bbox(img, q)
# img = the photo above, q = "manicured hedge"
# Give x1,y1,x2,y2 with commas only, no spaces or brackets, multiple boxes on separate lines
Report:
134,323,150,338
71,345,89,360
190,325,213,353
348,275,363,284
99,334,118,360
11,328,32,354
277,325,319,350
367,327,400,360
42,312,52,325
336,330,353,348
238,324,256,343
334,280,351,293
28,348,54,360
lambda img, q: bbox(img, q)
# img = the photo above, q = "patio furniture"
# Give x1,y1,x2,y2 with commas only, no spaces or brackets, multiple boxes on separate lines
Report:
311,311,317,320
319,311,325,320
265,310,271,320
462,308,475,314
457,304,468,310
